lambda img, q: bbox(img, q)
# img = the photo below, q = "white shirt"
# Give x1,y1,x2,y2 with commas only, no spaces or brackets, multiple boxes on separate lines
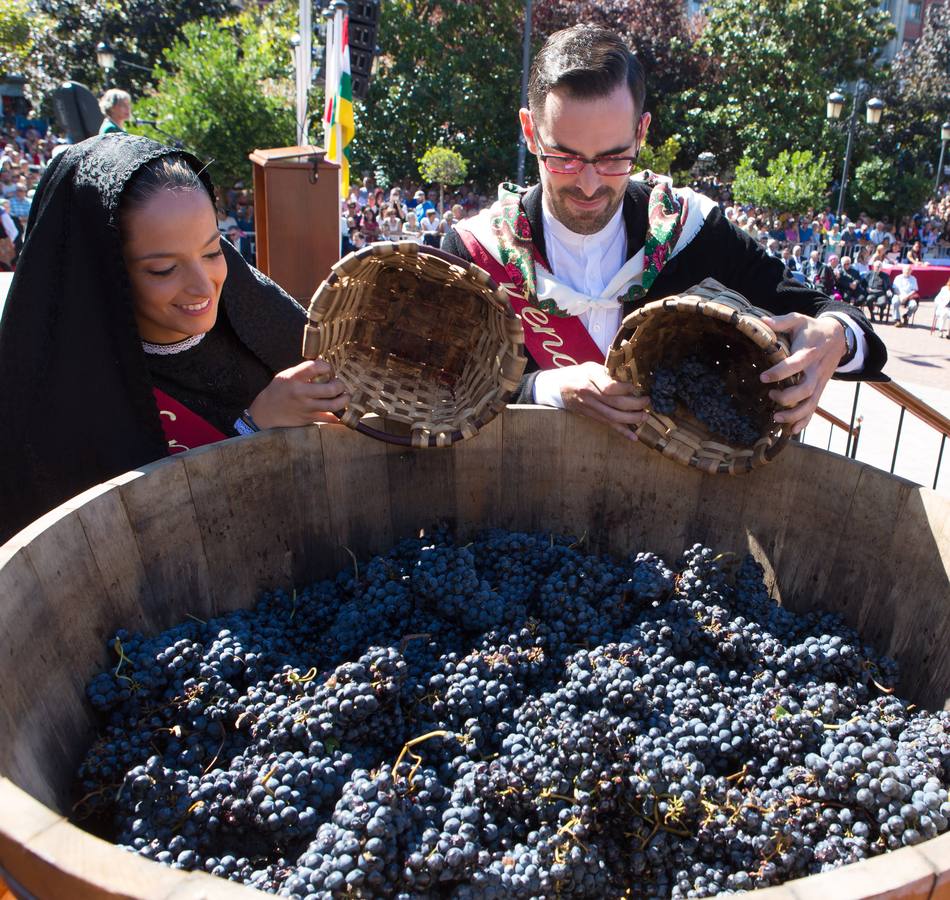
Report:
533,199,625,407
893,274,919,298
532,196,867,407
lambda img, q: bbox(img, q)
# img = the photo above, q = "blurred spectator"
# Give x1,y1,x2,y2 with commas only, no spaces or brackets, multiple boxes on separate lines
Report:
407,189,425,212
0,198,20,257
891,264,920,326
9,182,30,227
402,210,422,242
803,250,822,283
836,256,865,306
388,188,407,219
361,207,380,242
216,204,237,234
380,206,403,241
906,240,926,265
934,276,950,338
98,89,132,135
420,207,441,247
865,260,893,323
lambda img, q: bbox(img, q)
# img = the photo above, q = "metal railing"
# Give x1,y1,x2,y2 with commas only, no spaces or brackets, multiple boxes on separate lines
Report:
804,406,863,456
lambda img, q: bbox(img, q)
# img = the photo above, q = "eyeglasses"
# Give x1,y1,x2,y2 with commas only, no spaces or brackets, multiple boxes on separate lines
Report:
535,136,639,177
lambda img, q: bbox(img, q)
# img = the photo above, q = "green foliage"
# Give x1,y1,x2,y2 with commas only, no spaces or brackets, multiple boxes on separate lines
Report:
638,137,681,176
680,0,893,171
731,149,830,215
419,146,469,187
849,156,933,221
874,2,950,183
23,0,233,105
348,0,524,190
0,0,32,70
419,145,469,211
134,16,296,189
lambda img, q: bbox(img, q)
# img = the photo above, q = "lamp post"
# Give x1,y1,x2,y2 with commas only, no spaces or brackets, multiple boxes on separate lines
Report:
935,121,950,194
826,83,884,221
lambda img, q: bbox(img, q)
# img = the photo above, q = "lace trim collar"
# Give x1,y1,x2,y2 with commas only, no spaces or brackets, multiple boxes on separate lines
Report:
142,333,207,355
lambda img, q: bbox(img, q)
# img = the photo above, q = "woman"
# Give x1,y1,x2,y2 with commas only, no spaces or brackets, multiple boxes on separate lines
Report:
0,133,348,542
379,206,403,241
402,210,422,242
361,207,381,242
906,240,927,265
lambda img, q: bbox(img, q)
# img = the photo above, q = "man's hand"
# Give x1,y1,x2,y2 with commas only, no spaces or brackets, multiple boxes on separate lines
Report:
760,314,848,435
556,361,651,441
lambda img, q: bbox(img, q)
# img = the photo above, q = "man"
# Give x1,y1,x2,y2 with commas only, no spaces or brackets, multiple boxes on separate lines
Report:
835,256,865,306
868,221,888,246
891,264,920,327
864,260,893,324
98,89,132,134
441,25,885,438
8,183,30,229
803,250,822,283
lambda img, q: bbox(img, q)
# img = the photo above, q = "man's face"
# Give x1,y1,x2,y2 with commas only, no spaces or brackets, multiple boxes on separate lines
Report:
520,83,649,235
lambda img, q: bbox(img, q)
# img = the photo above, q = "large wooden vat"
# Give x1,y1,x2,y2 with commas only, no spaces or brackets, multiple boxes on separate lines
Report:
1,408,949,900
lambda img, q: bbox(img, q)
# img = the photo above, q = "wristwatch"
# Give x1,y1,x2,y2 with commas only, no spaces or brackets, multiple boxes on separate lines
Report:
837,320,857,367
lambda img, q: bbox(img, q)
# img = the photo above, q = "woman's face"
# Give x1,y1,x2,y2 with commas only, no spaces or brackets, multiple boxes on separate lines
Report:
123,188,227,344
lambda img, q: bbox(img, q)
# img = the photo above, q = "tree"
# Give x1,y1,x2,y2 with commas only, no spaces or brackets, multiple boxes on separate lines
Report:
638,137,681,176
419,146,469,212
874,2,950,186
22,0,233,106
731,149,831,216
348,0,524,190
0,0,33,73
679,0,893,171
849,156,933,221
134,16,296,189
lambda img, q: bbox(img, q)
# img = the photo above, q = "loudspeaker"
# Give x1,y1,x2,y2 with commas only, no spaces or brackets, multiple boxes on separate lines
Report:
51,82,104,143
348,0,380,101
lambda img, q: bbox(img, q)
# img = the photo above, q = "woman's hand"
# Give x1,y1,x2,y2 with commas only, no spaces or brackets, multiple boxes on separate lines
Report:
247,359,349,429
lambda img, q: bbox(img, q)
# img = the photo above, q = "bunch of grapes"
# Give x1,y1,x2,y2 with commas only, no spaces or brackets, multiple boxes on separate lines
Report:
74,531,949,899
650,356,760,446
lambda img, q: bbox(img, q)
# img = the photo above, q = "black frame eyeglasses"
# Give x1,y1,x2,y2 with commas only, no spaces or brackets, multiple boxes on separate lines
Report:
535,136,640,177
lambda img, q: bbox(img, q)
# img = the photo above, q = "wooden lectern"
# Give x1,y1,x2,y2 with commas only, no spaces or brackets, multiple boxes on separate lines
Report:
249,146,341,303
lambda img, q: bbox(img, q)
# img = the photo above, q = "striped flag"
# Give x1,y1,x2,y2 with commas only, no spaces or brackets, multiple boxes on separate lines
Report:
325,15,355,199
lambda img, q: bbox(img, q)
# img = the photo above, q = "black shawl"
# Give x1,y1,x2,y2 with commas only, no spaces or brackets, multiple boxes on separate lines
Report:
0,133,306,542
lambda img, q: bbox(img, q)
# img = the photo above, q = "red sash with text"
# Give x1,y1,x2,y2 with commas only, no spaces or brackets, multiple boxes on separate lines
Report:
455,229,603,369
153,388,227,455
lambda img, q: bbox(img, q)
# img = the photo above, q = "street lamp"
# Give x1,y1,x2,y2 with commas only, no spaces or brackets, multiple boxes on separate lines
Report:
95,41,116,72
936,121,950,193
825,83,885,221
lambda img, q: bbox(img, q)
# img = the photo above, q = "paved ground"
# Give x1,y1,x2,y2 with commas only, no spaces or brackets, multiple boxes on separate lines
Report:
800,299,950,496
1,272,946,492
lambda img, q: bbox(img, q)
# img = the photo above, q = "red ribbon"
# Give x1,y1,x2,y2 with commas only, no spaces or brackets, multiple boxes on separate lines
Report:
153,387,227,455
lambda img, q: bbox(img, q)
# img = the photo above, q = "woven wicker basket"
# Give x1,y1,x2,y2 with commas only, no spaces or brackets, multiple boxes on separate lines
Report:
303,241,526,447
605,278,800,474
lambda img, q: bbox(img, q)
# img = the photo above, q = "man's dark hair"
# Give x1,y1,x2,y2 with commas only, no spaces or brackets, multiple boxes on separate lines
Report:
527,25,646,116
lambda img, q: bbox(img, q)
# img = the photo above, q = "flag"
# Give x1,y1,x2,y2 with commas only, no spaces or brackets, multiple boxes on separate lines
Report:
325,15,355,199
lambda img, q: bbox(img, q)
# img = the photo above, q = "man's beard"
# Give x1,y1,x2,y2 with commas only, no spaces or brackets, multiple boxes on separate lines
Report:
546,184,625,235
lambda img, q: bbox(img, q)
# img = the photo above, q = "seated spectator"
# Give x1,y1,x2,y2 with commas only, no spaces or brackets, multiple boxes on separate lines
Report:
789,244,804,272
885,241,903,264
765,237,780,258
864,260,893,323
420,207,441,247
835,256,865,306
216,204,238,234
451,203,465,222
380,206,403,241
8,182,31,228
934,276,950,338
906,240,927,265
803,250,822,283
0,198,19,256
784,218,800,244
402,210,422,242
852,248,870,277
871,241,889,267
868,221,887,245
780,246,794,272
440,210,455,245
817,253,839,298
891,264,920,326
361,207,381,242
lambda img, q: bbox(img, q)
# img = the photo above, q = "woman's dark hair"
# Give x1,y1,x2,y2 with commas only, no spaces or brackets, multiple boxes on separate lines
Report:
119,155,211,234
528,25,646,117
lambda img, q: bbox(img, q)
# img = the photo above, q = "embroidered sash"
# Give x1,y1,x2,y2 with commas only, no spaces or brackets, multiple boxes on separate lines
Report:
454,175,696,370
153,388,227,455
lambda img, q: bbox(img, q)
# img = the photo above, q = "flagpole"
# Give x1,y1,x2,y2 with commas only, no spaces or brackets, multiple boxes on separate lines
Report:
322,6,337,153
333,0,347,168
297,0,312,146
